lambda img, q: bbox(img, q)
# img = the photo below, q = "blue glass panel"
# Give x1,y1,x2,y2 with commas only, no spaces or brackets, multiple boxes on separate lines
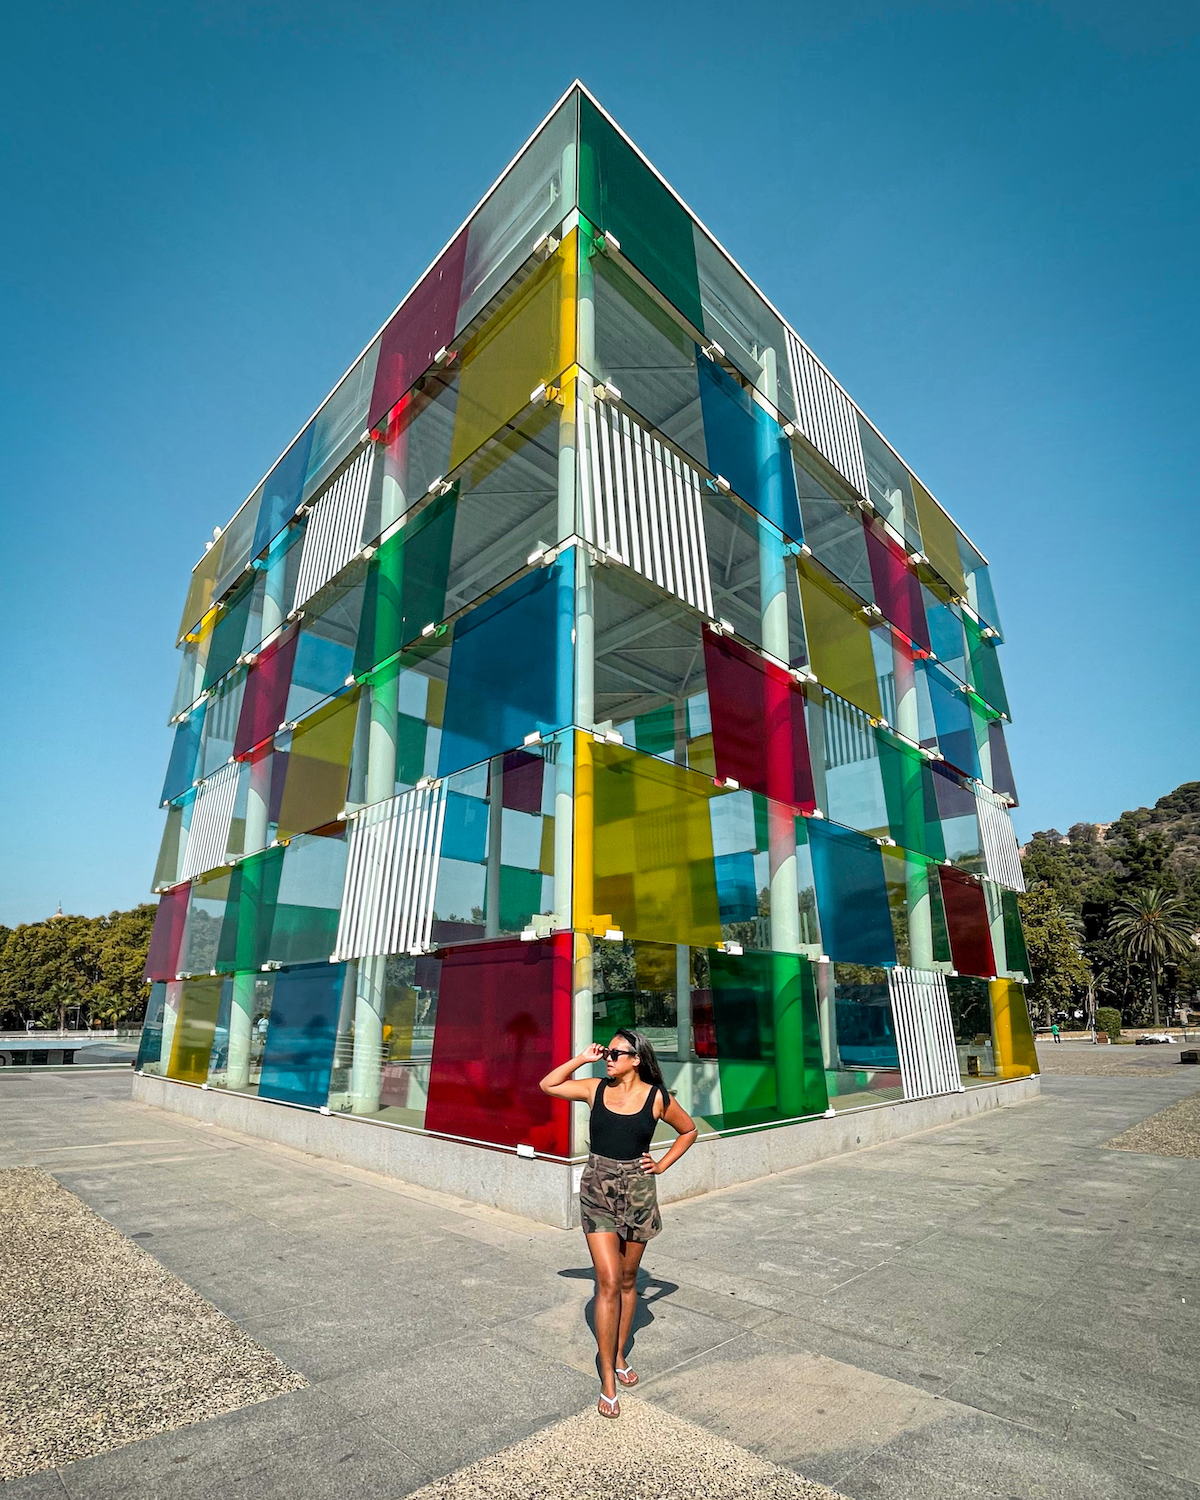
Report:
441,791,489,864
136,982,168,1070
437,555,574,778
807,819,896,965
922,662,981,779
922,588,966,679
696,352,802,540
252,423,315,559
257,961,345,1107
161,705,205,804
714,851,758,923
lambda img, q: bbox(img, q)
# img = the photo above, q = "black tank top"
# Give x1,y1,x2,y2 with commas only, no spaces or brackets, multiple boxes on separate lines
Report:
588,1079,664,1161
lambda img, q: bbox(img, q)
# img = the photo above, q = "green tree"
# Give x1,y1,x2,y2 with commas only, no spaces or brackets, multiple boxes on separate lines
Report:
0,906,156,1031
1017,883,1093,1026
1107,887,1196,1027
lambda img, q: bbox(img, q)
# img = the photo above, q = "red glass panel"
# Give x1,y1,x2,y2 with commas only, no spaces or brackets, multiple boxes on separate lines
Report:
425,934,573,1153
368,228,469,431
234,625,298,759
702,630,815,812
864,519,930,652
144,884,191,981
938,866,996,978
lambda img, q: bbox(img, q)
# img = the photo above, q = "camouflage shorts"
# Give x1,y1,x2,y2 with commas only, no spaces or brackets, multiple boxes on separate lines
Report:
579,1153,662,1242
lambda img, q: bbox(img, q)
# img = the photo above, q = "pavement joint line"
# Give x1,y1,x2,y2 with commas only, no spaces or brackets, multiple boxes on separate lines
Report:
16,1137,186,1152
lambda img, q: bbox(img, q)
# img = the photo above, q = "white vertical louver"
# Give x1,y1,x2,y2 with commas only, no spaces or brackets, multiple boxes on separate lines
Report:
333,783,448,960
785,333,870,500
180,760,241,880
888,966,963,1100
976,786,1025,892
293,447,375,608
580,394,715,618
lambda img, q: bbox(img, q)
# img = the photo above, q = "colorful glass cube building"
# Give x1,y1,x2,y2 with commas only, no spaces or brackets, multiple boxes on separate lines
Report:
138,84,1038,1180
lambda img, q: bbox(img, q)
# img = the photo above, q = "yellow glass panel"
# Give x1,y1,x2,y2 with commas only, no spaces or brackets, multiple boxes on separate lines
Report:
911,476,967,598
166,976,224,1083
796,558,882,718
448,230,577,472
178,537,227,642
583,735,722,948
989,978,1039,1078
277,689,361,838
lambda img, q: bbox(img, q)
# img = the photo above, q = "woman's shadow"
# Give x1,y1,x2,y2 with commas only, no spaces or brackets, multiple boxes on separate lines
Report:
558,1265,678,1376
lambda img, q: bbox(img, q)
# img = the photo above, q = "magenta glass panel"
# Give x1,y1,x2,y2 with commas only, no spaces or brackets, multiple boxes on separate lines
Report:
938,866,996,978
368,228,469,431
424,934,572,1154
702,630,815,812
501,749,544,815
234,625,299,759
144,884,191,982
863,519,930,651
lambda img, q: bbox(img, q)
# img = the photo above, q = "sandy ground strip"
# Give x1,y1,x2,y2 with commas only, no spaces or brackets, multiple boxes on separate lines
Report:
405,1397,847,1500
1105,1089,1200,1159
0,1167,305,1480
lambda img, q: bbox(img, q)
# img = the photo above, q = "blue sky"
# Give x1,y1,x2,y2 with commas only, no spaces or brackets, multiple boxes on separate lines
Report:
2,0,1197,925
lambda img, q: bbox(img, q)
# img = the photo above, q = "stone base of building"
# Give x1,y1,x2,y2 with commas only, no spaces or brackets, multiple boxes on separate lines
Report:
131,1073,1041,1229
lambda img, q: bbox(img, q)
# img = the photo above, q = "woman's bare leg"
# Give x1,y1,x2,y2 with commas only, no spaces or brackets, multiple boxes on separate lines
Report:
616,1237,647,1376
585,1231,622,1400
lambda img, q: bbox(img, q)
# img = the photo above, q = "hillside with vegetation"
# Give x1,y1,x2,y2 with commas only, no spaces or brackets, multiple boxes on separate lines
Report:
1019,781,1200,1026
0,907,155,1032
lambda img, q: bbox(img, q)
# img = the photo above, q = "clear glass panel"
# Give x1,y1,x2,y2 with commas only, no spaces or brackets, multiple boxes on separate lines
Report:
286,568,366,722
932,763,984,872
821,962,905,1109
153,797,190,891
457,92,577,331
795,460,873,601
136,982,168,1072
958,533,1003,635
266,832,348,966
820,693,888,837
178,538,226,643
199,670,246,780
327,953,441,1126
705,495,806,667
590,242,707,462
424,933,573,1152
579,94,703,331
213,488,264,603
306,340,382,500
693,228,795,421
807,818,896,965
946,975,997,1081
857,419,921,550
181,867,233,975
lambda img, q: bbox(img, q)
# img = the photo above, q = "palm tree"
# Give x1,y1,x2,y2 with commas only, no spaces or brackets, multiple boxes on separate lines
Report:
1107,888,1196,1026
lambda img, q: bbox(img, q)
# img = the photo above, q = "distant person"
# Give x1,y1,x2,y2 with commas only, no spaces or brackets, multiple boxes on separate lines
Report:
1051,1023,1061,1043
540,1030,697,1418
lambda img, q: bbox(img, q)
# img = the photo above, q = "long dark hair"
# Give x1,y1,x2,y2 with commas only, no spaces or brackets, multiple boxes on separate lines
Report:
614,1028,666,1090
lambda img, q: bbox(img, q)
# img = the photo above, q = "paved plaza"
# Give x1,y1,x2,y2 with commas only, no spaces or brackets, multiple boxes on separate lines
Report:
1,1051,1197,1498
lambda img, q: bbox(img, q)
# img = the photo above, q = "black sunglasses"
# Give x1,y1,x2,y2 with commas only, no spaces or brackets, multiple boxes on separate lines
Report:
600,1046,638,1060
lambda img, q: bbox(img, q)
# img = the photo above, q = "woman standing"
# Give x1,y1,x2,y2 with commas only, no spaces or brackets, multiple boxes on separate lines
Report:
540,1029,697,1418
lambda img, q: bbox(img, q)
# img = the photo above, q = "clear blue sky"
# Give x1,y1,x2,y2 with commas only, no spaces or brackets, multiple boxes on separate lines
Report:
2,0,1197,926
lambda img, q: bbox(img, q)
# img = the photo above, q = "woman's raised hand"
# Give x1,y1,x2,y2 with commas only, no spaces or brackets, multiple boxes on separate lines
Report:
579,1042,607,1064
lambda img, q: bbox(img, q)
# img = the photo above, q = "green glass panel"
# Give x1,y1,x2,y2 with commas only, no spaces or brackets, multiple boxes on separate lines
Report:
354,487,457,678
1001,889,1029,977
964,615,1010,718
203,574,256,691
708,948,827,1126
497,865,544,933
876,732,945,860
217,845,285,974
579,95,704,331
